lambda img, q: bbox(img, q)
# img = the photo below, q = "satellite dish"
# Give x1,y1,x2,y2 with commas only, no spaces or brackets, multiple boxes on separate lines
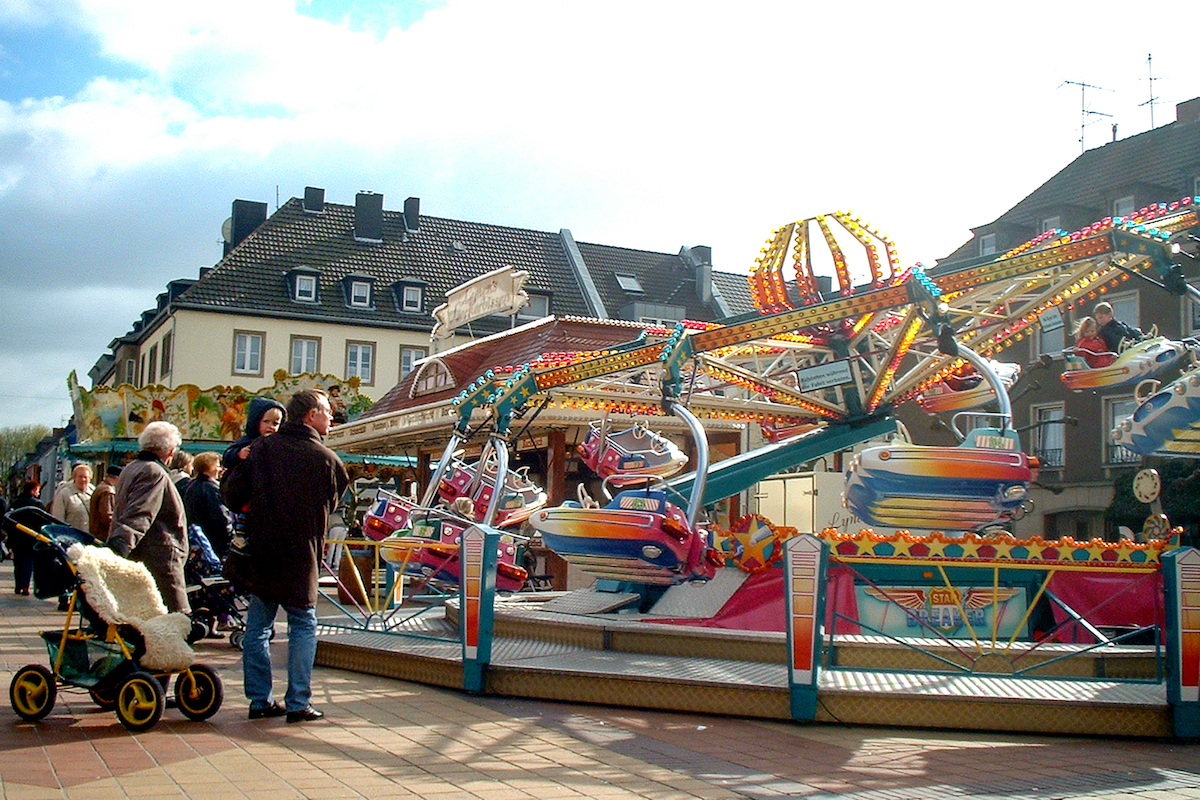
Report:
221,216,232,243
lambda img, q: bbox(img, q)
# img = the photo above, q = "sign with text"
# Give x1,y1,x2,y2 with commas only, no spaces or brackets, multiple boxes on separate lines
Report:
431,266,529,340
796,359,853,393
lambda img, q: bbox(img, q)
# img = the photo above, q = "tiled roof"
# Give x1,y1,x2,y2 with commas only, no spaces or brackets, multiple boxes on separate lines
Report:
941,115,1200,262
178,198,593,333
576,241,725,320
711,271,754,318
362,317,654,419
177,195,760,332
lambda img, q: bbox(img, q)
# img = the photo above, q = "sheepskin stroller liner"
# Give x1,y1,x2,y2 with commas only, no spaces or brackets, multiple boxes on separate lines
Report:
5,509,224,731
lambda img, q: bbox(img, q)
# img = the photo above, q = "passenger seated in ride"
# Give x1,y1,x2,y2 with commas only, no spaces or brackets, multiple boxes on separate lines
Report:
1073,316,1115,368
1094,301,1143,353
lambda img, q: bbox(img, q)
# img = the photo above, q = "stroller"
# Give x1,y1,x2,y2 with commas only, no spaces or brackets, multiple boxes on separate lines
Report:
5,507,224,732
184,525,249,649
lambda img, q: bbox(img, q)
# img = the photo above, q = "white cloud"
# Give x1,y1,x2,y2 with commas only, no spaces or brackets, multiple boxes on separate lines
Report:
1,0,1199,431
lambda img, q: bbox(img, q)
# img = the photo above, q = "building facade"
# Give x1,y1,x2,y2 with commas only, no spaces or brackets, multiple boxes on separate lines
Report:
930,98,1200,540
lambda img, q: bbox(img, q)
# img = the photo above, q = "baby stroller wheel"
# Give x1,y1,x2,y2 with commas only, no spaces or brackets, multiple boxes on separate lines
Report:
175,665,223,721
228,630,244,650
10,664,56,722
89,685,118,711
187,617,210,645
115,670,165,732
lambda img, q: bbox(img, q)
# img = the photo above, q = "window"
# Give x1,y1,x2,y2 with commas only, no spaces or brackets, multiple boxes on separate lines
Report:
1105,396,1140,464
1031,403,1065,468
412,359,453,397
125,358,136,385
615,274,644,293
1188,281,1200,335
979,233,997,256
640,315,677,327
233,331,264,376
1037,308,1067,356
401,285,423,312
290,337,319,374
295,273,318,302
347,341,374,384
1194,176,1200,199
147,344,158,384
349,280,372,308
140,355,147,386
1108,292,1139,329
1040,216,1061,234
159,333,172,376
1113,195,1135,217
518,294,550,320
401,347,427,379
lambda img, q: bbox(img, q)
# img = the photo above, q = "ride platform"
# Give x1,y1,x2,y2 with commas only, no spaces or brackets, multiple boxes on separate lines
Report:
313,591,1172,739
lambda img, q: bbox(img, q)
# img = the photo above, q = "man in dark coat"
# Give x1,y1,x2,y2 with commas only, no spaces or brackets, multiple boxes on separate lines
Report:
224,388,348,723
107,421,190,614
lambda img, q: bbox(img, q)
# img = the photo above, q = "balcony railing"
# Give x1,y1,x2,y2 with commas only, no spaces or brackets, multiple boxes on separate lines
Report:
1106,443,1141,465
1034,448,1064,468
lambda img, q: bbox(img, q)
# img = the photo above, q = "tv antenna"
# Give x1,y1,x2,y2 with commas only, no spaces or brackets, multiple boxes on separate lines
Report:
1138,53,1164,128
1060,80,1113,153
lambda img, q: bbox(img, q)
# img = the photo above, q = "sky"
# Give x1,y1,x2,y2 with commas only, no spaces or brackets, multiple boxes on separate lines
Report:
1,0,1198,433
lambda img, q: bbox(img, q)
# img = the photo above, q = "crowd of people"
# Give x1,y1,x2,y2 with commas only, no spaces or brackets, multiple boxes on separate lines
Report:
0,387,348,724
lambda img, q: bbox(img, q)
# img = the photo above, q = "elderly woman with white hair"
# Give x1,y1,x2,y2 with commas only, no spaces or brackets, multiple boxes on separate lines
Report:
107,420,191,614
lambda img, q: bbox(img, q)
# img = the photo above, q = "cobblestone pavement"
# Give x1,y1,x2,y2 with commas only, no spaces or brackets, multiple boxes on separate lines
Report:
0,558,1197,800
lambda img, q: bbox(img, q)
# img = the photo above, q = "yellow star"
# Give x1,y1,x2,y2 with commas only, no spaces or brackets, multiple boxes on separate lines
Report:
924,535,949,558
889,534,915,557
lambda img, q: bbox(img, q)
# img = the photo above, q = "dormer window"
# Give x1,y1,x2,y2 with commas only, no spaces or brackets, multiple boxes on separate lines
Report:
409,358,454,397
342,274,375,309
395,280,426,314
351,281,371,307
288,268,321,303
1114,195,1135,217
1040,216,1061,234
518,293,551,320
979,233,996,257
296,274,317,301
616,274,644,293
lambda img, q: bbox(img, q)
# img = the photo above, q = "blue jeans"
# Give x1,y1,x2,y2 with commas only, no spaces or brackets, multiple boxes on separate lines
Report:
243,594,317,712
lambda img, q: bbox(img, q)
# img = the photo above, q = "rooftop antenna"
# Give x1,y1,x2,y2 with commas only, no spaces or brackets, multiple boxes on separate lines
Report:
1060,80,1114,153
1138,53,1162,128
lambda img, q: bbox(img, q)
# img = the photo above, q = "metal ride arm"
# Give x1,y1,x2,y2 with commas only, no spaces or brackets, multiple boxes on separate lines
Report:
458,206,1198,454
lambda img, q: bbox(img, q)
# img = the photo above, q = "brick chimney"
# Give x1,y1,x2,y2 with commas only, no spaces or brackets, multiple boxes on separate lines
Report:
354,192,384,243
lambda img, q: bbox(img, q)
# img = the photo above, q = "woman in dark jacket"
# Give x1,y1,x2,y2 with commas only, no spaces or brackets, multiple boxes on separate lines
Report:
8,480,45,595
183,452,235,558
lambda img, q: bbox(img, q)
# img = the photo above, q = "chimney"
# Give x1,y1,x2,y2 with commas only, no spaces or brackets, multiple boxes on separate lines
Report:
354,191,384,243
303,186,325,214
1177,98,1200,125
403,196,420,233
225,199,268,255
680,245,713,305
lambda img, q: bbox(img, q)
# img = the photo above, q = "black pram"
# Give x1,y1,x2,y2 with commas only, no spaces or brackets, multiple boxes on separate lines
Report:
184,524,249,648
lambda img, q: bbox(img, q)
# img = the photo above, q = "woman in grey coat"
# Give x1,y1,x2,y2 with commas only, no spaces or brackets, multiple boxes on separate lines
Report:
107,421,191,614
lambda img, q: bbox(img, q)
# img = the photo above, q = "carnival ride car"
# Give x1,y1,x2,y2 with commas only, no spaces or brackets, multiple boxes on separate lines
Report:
1061,333,1189,391
577,416,688,484
915,359,1020,414
1112,359,1200,458
362,489,528,594
435,446,547,528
